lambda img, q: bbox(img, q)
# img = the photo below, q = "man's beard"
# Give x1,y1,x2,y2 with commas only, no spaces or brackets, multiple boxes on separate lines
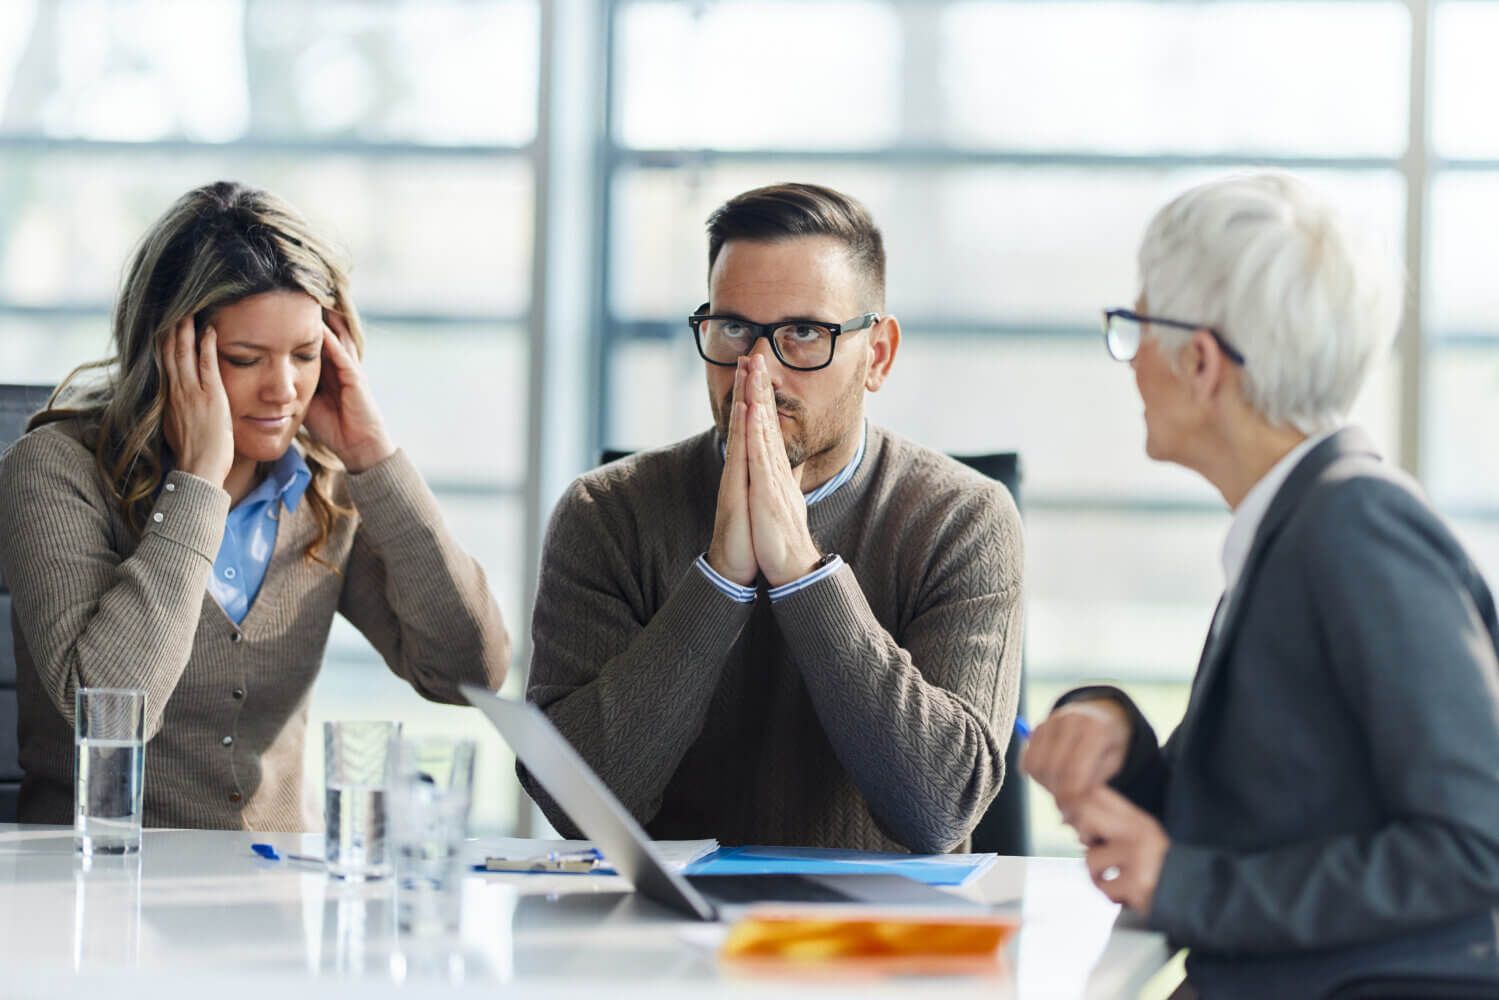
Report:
714,390,810,466
713,369,861,472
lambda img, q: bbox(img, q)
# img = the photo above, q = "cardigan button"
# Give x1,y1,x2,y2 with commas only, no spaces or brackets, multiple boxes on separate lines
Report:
230,632,243,643
229,792,242,804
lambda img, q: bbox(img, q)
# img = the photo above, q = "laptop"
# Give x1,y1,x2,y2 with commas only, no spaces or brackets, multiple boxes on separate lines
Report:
461,685,986,922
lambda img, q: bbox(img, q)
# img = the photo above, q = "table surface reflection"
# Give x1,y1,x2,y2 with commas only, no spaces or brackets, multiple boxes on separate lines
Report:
0,825,1170,999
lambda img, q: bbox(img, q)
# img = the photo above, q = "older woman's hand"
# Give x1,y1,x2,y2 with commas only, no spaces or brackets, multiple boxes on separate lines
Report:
1064,785,1170,915
161,315,235,488
303,310,395,473
1022,698,1133,806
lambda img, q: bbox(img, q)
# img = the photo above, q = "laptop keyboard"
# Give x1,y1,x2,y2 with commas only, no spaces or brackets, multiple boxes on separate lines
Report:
686,874,855,905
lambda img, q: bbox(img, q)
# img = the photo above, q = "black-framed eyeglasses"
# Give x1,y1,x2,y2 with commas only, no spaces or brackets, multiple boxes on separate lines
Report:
1102,308,1246,367
689,303,880,372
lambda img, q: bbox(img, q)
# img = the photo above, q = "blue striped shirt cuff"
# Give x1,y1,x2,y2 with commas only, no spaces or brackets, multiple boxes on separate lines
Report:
694,555,757,604
767,555,844,602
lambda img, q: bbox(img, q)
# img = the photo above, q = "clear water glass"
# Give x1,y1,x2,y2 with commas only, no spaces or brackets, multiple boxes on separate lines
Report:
323,720,400,880
390,736,476,936
74,688,146,856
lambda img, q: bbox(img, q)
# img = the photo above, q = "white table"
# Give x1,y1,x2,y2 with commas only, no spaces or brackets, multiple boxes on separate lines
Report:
0,825,1171,999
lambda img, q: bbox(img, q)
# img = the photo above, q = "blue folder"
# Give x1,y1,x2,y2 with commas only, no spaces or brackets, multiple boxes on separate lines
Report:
684,845,996,887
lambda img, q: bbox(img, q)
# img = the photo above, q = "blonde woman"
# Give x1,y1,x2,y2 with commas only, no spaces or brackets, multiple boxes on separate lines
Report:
0,181,509,832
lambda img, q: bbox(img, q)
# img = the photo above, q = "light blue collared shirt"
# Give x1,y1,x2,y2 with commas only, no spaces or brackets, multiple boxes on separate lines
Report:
208,448,312,625
695,423,867,604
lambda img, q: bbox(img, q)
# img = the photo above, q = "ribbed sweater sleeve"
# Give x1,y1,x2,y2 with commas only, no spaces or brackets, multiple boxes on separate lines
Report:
337,448,510,702
772,482,1024,854
522,475,755,835
0,427,229,739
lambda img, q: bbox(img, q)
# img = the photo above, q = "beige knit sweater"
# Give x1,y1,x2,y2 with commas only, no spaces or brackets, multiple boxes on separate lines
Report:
0,421,509,831
522,424,1023,854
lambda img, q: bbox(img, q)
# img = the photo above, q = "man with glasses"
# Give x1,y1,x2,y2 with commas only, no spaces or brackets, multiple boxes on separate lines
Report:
522,183,1023,853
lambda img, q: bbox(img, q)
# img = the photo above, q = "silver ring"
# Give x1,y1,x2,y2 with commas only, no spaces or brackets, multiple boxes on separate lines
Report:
1101,865,1121,882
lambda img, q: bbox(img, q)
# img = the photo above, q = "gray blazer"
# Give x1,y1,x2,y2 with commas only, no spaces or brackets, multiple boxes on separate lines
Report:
1068,428,1499,998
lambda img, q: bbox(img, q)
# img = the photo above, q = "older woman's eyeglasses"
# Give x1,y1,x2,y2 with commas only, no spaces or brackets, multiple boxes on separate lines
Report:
1102,308,1246,367
689,303,880,372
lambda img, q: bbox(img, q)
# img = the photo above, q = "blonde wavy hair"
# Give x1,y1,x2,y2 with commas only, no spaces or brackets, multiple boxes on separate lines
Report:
31,180,360,565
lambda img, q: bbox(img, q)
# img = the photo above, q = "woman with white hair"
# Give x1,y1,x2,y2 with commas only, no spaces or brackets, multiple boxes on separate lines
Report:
1023,172,1499,996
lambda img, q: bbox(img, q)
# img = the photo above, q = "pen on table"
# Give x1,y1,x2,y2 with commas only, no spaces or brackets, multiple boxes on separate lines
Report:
474,847,609,874
250,843,323,865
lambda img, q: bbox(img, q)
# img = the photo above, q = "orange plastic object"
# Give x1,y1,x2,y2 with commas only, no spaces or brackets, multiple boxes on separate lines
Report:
720,909,1019,965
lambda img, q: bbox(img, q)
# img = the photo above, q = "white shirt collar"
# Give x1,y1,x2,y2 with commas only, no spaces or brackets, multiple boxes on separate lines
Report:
1220,429,1336,598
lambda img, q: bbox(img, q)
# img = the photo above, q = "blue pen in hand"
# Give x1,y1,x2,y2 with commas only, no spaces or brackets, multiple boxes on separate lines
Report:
1014,717,1031,741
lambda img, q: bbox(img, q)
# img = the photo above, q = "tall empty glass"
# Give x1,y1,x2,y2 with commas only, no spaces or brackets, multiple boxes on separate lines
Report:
323,720,400,880
74,688,146,856
390,736,476,936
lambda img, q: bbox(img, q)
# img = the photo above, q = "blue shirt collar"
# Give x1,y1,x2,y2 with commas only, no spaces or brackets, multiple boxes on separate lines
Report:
237,447,312,513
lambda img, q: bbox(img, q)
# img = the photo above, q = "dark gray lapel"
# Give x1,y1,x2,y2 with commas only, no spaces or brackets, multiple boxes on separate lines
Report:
1174,427,1384,739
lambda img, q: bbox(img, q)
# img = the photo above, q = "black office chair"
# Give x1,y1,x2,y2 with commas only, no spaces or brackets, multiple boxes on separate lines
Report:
948,452,1029,858
0,384,54,822
597,447,1030,856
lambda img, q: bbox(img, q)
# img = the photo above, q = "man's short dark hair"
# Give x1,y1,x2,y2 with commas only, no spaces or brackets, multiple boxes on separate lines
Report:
705,183,886,309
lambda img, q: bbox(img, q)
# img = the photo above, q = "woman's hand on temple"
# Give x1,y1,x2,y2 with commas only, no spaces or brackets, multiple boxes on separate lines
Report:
302,310,394,473
161,315,235,488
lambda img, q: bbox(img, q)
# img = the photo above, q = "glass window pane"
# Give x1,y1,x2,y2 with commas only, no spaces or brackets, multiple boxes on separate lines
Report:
1433,3,1499,159
1426,345,1499,510
869,336,1403,497
1429,173,1499,335
0,0,537,145
361,324,529,487
605,338,708,453
0,153,533,316
943,2,1409,156
1027,508,1225,681
611,164,1405,326
615,1,902,150
0,313,112,387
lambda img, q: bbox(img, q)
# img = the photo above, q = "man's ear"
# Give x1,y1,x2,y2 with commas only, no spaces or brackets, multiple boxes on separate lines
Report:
864,315,901,392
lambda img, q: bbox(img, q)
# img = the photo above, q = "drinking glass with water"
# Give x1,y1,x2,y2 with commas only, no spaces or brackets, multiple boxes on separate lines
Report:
323,720,400,880
389,736,477,936
74,688,146,856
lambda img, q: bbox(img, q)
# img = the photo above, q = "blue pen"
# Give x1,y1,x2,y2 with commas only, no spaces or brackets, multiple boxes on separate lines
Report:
1014,717,1031,740
251,842,324,865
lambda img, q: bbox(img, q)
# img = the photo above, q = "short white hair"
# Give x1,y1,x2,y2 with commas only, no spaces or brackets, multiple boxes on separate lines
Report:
1137,171,1404,435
